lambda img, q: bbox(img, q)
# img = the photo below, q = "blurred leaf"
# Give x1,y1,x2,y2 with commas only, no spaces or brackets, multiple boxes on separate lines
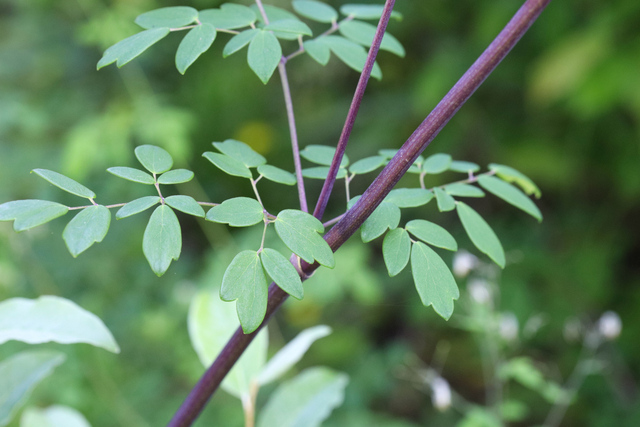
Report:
257,367,348,427
349,155,386,174
0,296,119,353
444,183,485,198
406,219,457,251
252,4,298,23
135,7,198,29
116,196,160,219
293,1,338,23
478,175,542,221
223,29,260,57
488,164,541,198
203,152,252,179
411,242,459,320
135,145,173,174
63,205,111,257
422,153,452,174
275,210,334,268
221,250,268,334
107,167,155,185
340,4,402,20
20,405,91,427
176,24,217,75
257,325,332,385
97,28,170,69
385,188,434,208
248,30,282,84
199,4,257,30
457,407,502,427
300,145,349,167
498,357,566,404
32,169,95,199
165,195,205,218
257,165,296,185
157,169,194,185
456,202,505,268
449,160,480,173
321,36,382,79
339,20,405,57
0,351,65,427
361,202,400,243
213,139,266,168
143,205,181,276
0,200,69,232
434,187,456,212
382,228,411,276
260,248,303,300
304,39,331,65
206,197,264,226
264,20,312,37
302,167,347,180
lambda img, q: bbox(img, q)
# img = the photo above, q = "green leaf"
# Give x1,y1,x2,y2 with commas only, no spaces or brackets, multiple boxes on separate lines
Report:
349,155,386,174
213,139,266,168
176,24,216,74
143,205,181,276
260,248,303,300
488,164,541,198
257,325,331,385
300,145,349,167
265,19,312,37
434,187,456,212
406,219,458,251
135,6,198,29
21,405,91,427
303,39,331,65
360,202,400,242
257,367,348,427
97,28,170,69
221,250,269,334
0,350,65,427
340,4,402,20
62,205,111,257
411,242,460,320
199,4,257,30
115,196,160,219
382,228,411,276
449,160,480,173
157,169,194,185
422,153,452,174
135,145,173,174
293,1,338,23
0,296,119,353
456,202,505,268
275,210,334,268
302,167,347,180
0,200,68,232
107,167,155,184
322,36,382,79
257,165,296,185
253,4,298,24
203,152,252,179
206,197,264,227
32,169,95,199
223,29,260,57
478,175,542,221
385,188,434,208
378,148,399,159
188,291,268,399
165,195,205,217
444,183,485,198
248,30,282,84
339,20,405,57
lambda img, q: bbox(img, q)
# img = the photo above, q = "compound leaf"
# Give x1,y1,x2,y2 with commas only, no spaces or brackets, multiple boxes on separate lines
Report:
360,202,400,242
135,6,198,29
135,145,173,174
223,29,260,57
260,248,303,300
339,20,405,57
444,183,485,198
176,23,217,74
303,39,331,65
199,4,257,30
62,205,111,257
422,153,452,174
456,201,505,268
275,210,334,268
349,155,386,174
434,187,456,212
340,4,402,20
116,196,160,219
0,200,68,232
206,197,264,227
264,19,312,37
322,35,382,79
300,145,349,167
32,169,95,199
449,160,480,173
203,152,252,179
382,228,410,276
489,163,541,198
411,242,459,320
157,169,194,185
253,4,297,23
165,195,205,218
293,1,338,23
302,167,347,180
478,175,542,221
97,28,170,69
248,30,282,84
107,167,155,184
257,165,296,185
406,219,457,251
143,205,181,276
385,188,434,208
213,139,266,168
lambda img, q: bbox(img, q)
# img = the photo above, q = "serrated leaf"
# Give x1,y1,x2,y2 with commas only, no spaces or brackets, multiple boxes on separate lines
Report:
300,145,349,167
97,28,170,69
203,152,252,179
478,175,542,221
32,169,95,199
199,4,257,30
489,163,541,198
275,210,334,268
257,367,348,427
206,197,264,226
21,405,91,427
385,188,434,208
165,195,205,217
0,351,65,427
322,35,382,79
62,205,111,257
135,6,198,29
422,153,452,174
176,24,216,74
261,248,303,300
456,202,505,268
135,145,173,174
434,187,456,212
0,200,68,232
348,155,386,174
213,139,266,168
339,20,405,57
449,160,480,173
304,39,331,65
411,242,460,320
406,219,457,251
257,165,296,185
116,196,160,219
223,29,260,57
248,30,282,84
444,183,485,198
360,202,400,242
221,250,268,334
302,167,347,180
265,19,312,37
382,228,410,276
0,296,119,353
107,167,155,184
157,169,194,184
340,4,402,20
293,1,338,23
143,205,181,276
257,325,331,385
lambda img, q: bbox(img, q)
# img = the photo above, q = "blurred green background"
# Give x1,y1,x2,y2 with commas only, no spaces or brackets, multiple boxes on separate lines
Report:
1,0,639,425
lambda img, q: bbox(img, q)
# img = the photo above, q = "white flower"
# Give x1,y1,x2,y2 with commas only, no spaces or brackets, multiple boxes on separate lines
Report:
431,376,452,411
499,312,519,341
453,250,478,278
597,311,622,340
468,279,492,305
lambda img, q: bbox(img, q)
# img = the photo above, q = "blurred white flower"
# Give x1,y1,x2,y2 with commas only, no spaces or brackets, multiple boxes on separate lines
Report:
597,311,622,340
523,313,548,338
453,250,478,278
468,279,492,305
431,376,452,411
499,312,519,341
